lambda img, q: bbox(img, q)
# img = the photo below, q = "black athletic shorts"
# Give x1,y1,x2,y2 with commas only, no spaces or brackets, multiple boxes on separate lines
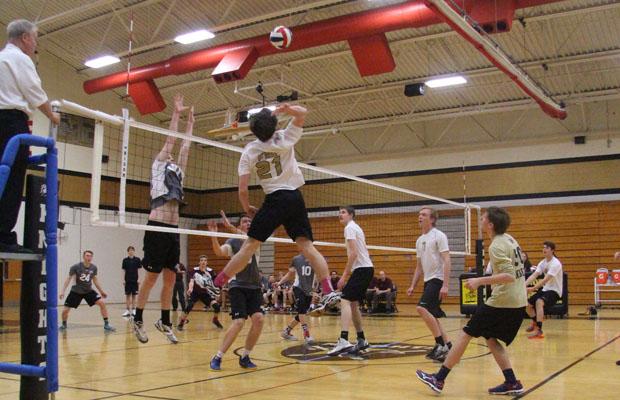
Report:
463,304,525,346
64,290,101,308
124,281,139,295
294,286,313,314
528,289,561,310
342,267,375,302
229,287,263,320
185,291,215,313
419,278,446,318
142,220,180,273
248,189,313,242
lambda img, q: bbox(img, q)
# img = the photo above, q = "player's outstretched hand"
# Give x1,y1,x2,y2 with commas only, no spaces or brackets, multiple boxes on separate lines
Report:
406,285,414,296
248,205,259,218
207,220,218,232
173,93,189,114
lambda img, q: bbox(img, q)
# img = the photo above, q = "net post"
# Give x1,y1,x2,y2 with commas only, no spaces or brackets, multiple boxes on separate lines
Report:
89,121,105,223
118,109,130,226
20,175,47,400
475,207,485,306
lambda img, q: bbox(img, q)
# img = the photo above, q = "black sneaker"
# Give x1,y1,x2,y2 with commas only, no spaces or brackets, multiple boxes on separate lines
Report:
425,344,440,359
488,380,524,395
212,319,223,329
239,355,257,369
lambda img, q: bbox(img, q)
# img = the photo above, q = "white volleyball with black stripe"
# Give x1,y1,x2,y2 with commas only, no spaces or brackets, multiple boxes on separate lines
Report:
269,26,292,49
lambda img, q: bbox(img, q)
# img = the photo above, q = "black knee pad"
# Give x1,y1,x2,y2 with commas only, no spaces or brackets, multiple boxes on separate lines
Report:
294,314,300,322
212,302,221,313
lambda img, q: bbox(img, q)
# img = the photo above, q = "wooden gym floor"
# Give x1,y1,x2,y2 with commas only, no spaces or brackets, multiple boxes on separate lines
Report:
1,303,619,399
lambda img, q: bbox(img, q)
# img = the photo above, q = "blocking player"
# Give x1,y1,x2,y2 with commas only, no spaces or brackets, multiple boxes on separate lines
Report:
279,252,316,344
177,255,223,331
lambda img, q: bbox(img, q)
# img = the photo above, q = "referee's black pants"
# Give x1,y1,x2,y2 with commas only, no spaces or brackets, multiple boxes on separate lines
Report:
0,110,30,246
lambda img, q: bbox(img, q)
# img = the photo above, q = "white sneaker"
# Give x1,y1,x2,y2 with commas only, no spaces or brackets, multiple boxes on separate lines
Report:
309,291,341,316
304,336,315,345
122,310,131,317
327,338,354,356
280,330,297,341
130,318,148,343
433,344,450,362
154,319,178,344
352,339,369,353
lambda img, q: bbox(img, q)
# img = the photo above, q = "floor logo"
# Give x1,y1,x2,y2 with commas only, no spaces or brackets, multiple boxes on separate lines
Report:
281,341,434,362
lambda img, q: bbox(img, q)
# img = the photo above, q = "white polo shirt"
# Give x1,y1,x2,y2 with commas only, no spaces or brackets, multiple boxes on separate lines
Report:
535,256,563,297
238,121,305,194
416,227,450,282
0,43,48,115
344,220,373,270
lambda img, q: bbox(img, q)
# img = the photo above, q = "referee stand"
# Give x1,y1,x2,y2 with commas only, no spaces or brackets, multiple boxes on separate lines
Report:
0,107,59,399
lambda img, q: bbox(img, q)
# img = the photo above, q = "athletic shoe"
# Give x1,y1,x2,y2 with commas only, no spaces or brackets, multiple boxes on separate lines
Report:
416,370,444,393
425,343,440,359
154,319,178,344
122,310,131,317
103,323,116,332
239,355,257,369
280,330,298,341
433,344,450,362
352,339,369,353
527,330,544,339
177,318,187,331
131,319,149,343
616,360,620,366
59,324,67,331
212,319,223,329
210,356,222,371
525,321,537,332
309,291,341,316
304,336,315,345
488,380,524,395
327,338,354,356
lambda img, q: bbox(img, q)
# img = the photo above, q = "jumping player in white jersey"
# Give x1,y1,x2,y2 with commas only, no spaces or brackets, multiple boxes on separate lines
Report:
213,104,337,309
407,207,452,361
278,252,316,345
328,206,374,356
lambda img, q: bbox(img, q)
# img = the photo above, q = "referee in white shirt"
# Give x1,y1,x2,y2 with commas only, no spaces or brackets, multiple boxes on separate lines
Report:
0,19,59,253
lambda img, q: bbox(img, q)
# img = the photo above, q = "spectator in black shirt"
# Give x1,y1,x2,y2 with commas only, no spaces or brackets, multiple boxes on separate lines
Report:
122,246,142,317
172,263,187,311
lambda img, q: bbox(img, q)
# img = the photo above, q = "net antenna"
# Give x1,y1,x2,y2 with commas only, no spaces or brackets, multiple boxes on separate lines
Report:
59,100,481,256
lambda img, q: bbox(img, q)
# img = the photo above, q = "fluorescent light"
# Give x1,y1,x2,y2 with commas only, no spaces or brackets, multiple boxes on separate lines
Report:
84,55,120,69
425,76,467,88
247,105,276,116
174,29,215,44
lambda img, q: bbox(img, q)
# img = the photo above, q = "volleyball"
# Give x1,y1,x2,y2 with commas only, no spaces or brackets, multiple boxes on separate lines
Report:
269,26,292,49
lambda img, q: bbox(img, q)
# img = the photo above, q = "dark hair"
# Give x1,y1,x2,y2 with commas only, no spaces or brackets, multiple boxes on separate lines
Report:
238,214,252,226
127,246,135,252
421,207,439,226
485,206,511,235
83,250,93,256
249,109,278,141
340,205,355,218
543,241,556,251
199,255,208,260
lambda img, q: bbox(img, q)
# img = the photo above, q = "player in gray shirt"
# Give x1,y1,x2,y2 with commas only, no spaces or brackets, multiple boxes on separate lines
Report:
207,214,264,370
278,252,316,344
59,250,115,332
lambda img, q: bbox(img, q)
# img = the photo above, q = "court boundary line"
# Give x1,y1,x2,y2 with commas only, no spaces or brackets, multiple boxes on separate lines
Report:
513,333,620,398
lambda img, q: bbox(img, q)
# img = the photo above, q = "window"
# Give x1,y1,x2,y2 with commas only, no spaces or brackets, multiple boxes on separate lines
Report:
58,113,95,147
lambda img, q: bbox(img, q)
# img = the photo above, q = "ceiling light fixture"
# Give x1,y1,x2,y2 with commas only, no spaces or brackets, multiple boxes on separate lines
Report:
84,55,120,69
425,75,467,88
174,29,215,44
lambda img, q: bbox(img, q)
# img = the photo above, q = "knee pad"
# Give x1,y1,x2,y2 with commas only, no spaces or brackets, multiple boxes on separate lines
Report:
212,302,221,313
294,314,300,322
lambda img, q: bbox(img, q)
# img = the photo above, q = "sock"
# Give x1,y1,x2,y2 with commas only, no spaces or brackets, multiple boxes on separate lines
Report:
161,310,171,327
447,341,452,349
242,348,250,358
340,331,349,341
321,278,333,294
536,321,543,330
62,320,67,327
435,336,445,346
216,351,224,359
301,324,310,338
135,308,144,323
103,318,109,325
502,368,517,384
357,331,365,341
436,365,451,381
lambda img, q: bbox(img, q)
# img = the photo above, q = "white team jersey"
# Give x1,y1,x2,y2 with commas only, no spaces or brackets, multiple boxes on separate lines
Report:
535,256,563,297
344,221,373,270
238,121,305,194
416,228,450,282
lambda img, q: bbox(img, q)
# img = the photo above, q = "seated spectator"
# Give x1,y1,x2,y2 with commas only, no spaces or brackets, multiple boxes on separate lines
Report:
364,276,379,312
263,275,275,308
370,271,396,313
330,271,340,292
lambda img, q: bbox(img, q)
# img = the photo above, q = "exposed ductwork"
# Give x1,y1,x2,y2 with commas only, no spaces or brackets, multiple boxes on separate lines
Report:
83,0,566,115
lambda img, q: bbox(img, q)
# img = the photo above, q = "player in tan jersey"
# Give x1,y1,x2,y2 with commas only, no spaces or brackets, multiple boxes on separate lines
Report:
416,207,526,396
